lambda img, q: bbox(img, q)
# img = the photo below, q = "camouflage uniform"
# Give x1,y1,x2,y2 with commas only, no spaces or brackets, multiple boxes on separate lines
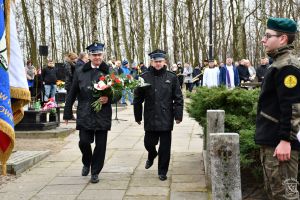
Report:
255,44,300,199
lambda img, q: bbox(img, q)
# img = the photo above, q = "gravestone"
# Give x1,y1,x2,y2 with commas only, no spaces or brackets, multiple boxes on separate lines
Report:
204,110,225,190
210,133,242,200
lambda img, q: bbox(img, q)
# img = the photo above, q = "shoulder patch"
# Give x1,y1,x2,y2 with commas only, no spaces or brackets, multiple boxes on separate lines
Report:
284,75,297,88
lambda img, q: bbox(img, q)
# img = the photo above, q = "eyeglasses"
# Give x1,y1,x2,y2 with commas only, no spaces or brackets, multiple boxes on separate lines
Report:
263,33,282,39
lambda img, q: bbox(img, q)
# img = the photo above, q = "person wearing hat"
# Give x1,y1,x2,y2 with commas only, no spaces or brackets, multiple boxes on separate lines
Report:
63,42,112,184
255,17,300,199
133,49,183,181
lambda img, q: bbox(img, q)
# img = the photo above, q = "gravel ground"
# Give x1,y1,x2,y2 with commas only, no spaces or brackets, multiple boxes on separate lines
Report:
0,137,69,189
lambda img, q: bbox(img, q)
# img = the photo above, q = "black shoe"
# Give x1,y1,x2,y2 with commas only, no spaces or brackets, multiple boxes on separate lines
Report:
91,174,99,183
158,174,167,181
81,166,90,176
145,159,154,169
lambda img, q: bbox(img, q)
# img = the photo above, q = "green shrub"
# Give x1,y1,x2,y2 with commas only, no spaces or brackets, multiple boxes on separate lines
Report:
187,86,261,178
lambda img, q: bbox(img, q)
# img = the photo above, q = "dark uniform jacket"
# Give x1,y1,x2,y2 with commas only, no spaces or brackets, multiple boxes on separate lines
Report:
63,61,112,131
255,45,300,150
133,66,184,131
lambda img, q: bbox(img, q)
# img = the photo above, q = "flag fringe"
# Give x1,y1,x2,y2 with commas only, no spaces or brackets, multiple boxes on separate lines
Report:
0,119,14,176
10,87,31,124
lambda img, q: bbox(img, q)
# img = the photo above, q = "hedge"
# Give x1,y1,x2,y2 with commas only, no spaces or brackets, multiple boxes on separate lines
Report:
186,86,261,178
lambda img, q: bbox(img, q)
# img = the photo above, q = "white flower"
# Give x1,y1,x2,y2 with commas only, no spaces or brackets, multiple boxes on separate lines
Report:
138,77,145,86
94,81,108,90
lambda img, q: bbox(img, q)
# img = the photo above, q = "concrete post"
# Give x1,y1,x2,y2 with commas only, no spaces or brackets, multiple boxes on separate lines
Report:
210,133,242,200
204,110,225,190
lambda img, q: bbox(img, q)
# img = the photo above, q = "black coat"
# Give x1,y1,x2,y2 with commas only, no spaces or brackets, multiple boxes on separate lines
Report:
256,64,268,82
237,65,250,82
63,61,112,131
42,66,58,84
64,61,76,91
133,66,184,131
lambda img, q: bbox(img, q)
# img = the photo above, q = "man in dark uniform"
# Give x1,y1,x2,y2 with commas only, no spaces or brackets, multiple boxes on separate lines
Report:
255,17,300,199
133,49,184,181
63,42,111,184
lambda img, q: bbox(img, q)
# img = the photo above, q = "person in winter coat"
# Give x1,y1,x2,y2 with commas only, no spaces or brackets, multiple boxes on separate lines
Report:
192,64,201,88
183,63,193,92
63,42,111,184
42,60,58,102
219,57,240,89
121,60,133,104
64,52,78,93
25,60,36,96
133,49,183,181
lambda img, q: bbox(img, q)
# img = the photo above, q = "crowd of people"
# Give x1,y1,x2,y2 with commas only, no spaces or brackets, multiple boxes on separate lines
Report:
25,52,272,107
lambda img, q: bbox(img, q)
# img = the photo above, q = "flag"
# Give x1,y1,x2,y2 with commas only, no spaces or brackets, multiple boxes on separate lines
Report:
0,0,30,175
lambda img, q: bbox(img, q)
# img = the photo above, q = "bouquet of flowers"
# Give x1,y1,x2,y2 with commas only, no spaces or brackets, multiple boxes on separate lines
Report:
42,97,57,114
123,75,150,90
91,73,123,112
56,80,65,89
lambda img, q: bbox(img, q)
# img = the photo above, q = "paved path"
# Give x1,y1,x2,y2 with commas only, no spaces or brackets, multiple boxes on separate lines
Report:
0,106,208,200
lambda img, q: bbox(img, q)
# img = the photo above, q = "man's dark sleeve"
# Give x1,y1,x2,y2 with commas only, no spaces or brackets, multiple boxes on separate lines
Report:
133,86,145,122
173,76,184,121
63,70,79,120
276,66,300,141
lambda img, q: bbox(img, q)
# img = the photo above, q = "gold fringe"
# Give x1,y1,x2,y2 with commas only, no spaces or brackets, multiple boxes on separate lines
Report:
10,87,31,101
13,108,23,125
10,87,31,124
5,0,11,64
0,119,15,176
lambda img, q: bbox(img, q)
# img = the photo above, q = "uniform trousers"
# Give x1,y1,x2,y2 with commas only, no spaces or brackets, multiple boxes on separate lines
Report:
260,146,299,200
144,131,171,176
79,129,108,175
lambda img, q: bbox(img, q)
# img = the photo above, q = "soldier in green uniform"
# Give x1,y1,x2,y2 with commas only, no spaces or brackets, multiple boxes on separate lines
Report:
255,17,300,199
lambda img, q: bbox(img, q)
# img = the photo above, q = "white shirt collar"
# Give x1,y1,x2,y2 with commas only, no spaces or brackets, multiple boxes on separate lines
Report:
91,63,98,69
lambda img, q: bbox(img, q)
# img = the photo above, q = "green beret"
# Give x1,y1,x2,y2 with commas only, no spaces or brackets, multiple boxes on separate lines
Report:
267,17,298,33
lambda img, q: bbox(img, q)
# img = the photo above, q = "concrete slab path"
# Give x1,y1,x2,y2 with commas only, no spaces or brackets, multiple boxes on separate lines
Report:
0,105,208,200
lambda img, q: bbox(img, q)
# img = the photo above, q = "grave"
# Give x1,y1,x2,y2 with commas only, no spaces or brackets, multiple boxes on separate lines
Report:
15,107,60,131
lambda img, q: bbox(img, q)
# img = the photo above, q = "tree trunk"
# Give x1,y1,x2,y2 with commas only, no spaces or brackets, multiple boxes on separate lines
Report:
48,0,58,61
173,0,179,63
73,0,81,53
91,0,99,41
162,0,168,53
110,0,121,60
79,0,86,51
21,0,38,68
118,0,132,63
105,0,112,60
137,0,145,62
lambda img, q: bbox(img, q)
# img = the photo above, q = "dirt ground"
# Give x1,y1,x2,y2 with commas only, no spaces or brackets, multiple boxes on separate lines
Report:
0,137,69,189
